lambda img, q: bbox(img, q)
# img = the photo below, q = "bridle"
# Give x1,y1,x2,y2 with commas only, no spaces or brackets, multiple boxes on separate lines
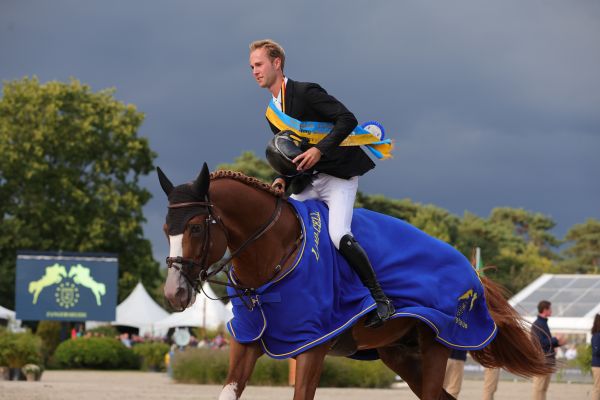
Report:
165,195,302,310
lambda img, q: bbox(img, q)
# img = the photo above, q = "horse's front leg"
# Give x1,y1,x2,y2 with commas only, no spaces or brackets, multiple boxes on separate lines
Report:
218,339,263,400
293,342,329,400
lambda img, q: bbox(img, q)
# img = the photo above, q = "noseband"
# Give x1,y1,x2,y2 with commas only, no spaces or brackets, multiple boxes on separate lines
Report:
165,195,299,309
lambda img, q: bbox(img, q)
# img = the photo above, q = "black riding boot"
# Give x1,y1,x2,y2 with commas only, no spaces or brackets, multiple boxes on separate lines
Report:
339,234,395,328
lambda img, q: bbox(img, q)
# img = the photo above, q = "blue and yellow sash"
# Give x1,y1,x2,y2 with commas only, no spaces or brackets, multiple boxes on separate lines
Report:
265,99,394,159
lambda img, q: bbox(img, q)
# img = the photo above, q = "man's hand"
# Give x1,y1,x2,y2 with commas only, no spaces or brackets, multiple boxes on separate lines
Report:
293,147,321,171
556,334,567,346
271,178,286,194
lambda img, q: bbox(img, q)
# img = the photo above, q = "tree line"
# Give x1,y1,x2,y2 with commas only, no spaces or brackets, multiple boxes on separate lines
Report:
0,77,161,309
1,77,598,309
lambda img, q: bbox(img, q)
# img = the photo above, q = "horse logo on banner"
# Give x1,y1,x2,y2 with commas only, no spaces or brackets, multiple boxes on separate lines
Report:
28,263,68,304
68,264,106,306
27,263,107,307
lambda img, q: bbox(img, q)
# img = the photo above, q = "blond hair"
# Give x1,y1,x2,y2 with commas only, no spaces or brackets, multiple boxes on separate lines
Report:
249,39,285,72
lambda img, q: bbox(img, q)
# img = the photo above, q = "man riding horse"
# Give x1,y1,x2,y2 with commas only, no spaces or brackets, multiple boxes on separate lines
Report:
249,39,394,328
156,39,552,400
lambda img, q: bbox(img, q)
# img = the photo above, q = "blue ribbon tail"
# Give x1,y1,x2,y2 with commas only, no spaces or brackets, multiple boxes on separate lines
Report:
366,145,384,159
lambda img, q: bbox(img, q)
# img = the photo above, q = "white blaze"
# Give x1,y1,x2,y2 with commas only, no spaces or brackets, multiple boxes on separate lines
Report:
169,234,184,258
165,234,184,298
165,233,196,307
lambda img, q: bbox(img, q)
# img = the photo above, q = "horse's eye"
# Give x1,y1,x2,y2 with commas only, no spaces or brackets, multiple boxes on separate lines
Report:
189,224,204,237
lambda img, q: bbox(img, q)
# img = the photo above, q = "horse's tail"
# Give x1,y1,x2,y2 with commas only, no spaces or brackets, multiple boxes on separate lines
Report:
470,276,553,377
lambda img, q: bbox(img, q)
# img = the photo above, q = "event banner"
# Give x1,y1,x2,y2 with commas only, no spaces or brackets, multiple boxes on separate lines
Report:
15,251,118,321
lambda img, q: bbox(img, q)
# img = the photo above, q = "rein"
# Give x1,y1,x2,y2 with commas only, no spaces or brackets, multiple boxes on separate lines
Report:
166,195,302,310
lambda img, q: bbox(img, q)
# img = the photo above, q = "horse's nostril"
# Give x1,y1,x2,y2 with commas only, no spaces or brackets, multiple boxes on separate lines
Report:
175,287,189,308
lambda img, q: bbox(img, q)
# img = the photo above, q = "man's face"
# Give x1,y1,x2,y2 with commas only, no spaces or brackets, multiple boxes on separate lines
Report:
250,48,280,89
541,306,552,317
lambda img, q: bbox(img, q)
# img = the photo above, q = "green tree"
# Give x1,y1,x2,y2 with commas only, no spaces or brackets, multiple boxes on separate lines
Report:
410,204,459,243
489,207,560,259
217,151,277,183
457,208,558,293
561,218,600,273
456,212,504,264
355,193,419,222
0,77,160,307
456,212,516,287
356,194,461,244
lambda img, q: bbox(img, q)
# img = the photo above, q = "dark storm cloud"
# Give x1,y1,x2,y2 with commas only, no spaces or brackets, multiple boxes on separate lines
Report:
2,1,598,264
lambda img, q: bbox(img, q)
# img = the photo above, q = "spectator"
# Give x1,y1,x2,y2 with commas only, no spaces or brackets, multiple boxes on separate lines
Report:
443,349,466,398
131,334,144,345
554,345,565,359
120,332,132,348
564,344,577,361
212,332,228,349
197,336,209,348
166,344,177,378
531,300,566,400
482,367,500,400
592,313,600,400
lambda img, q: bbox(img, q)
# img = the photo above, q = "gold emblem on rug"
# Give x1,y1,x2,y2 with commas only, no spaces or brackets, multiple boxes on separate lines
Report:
455,289,478,329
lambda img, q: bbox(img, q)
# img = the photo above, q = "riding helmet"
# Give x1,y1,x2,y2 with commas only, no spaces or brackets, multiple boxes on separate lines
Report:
265,130,305,177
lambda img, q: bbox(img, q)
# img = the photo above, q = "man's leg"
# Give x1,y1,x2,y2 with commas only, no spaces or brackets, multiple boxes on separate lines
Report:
531,373,551,400
541,373,551,398
290,181,318,202
317,174,394,328
482,368,500,400
443,358,465,398
592,367,600,400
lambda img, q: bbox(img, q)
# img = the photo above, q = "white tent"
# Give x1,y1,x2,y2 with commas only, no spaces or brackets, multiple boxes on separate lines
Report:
113,282,170,336
225,300,233,316
0,304,23,332
156,283,233,330
0,305,15,320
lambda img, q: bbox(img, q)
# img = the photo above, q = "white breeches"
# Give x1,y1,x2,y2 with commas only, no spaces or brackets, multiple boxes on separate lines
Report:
291,174,358,249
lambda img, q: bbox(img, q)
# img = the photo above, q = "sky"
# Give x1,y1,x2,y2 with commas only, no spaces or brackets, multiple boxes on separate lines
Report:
1,1,599,265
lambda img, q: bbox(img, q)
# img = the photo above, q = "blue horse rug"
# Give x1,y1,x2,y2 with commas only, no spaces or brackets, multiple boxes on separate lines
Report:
226,198,497,359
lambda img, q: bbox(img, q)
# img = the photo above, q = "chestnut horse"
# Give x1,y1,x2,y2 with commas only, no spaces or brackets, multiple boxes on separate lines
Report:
158,164,552,400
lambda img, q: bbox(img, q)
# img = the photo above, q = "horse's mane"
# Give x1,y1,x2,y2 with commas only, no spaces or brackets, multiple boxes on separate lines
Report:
210,170,284,198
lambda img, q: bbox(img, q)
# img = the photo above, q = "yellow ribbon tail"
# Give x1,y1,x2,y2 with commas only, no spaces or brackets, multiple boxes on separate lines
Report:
369,140,394,159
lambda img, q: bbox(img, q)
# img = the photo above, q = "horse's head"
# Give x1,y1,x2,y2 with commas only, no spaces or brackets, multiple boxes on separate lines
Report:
67,265,79,278
158,163,228,311
50,263,68,278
